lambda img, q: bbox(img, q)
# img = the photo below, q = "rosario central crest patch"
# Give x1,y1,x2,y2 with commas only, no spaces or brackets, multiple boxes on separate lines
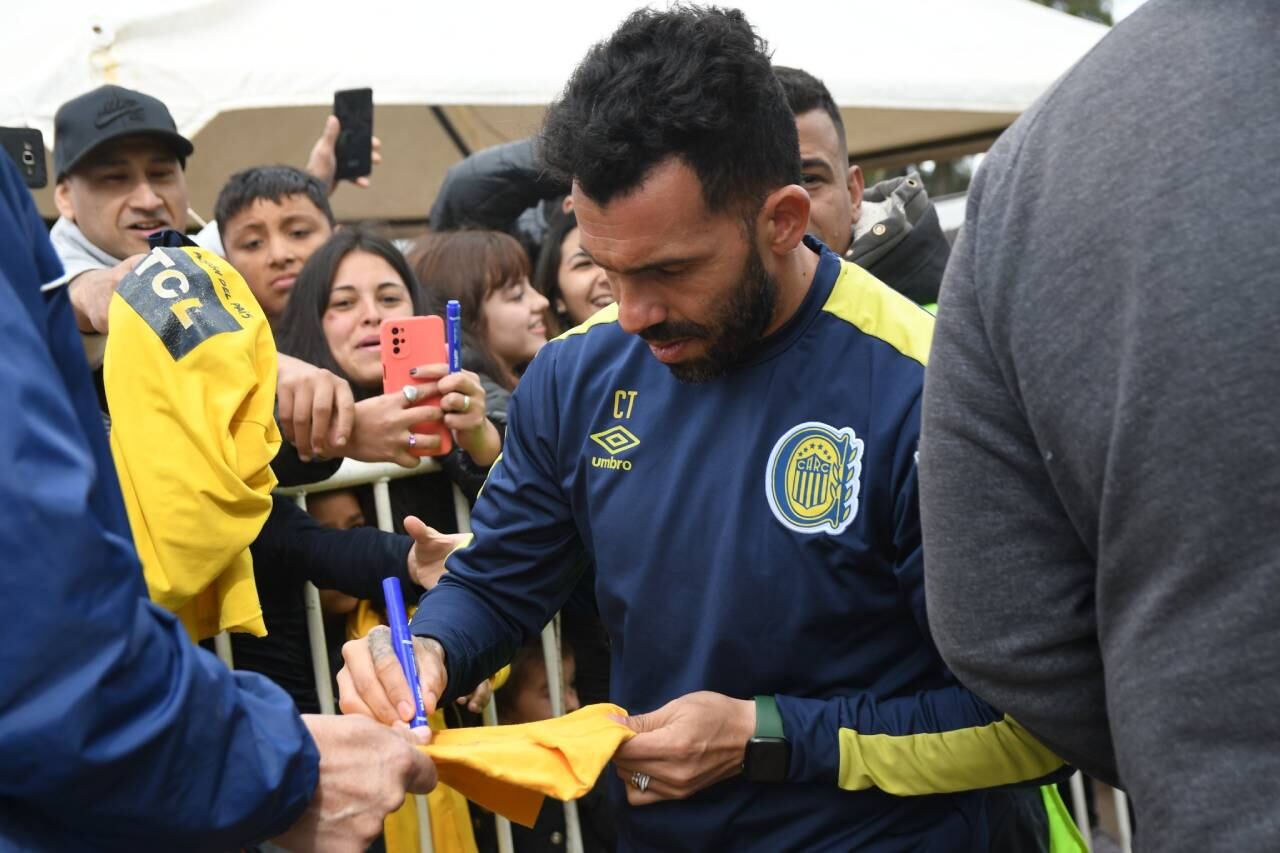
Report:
766,421,863,535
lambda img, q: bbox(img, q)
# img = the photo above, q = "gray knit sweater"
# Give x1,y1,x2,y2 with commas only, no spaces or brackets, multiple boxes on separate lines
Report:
920,2,1280,850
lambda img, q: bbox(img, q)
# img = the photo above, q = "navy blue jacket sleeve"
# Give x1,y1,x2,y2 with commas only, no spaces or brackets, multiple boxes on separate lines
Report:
0,156,318,852
428,137,566,232
254,496,416,599
775,394,1067,795
410,349,586,701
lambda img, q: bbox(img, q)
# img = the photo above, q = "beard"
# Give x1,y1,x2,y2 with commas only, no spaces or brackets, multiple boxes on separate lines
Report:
639,246,779,383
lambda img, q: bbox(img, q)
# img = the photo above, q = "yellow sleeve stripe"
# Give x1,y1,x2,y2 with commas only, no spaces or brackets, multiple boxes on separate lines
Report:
837,715,1065,795
472,452,503,503
551,303,619,343
820,261,935,366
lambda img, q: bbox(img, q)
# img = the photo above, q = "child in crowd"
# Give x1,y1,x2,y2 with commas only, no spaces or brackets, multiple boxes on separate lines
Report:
481,640,615,853
215,165,335,329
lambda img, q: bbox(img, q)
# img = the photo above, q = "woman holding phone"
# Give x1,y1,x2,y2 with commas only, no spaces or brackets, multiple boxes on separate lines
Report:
277,226,501,519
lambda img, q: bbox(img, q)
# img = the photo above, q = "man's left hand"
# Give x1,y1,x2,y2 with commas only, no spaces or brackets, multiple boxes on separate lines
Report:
612,691,755,805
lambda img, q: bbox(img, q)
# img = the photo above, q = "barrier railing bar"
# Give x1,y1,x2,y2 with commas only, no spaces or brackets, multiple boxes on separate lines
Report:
289,490,337,717
541,614,584,853
213,631,234,668
451,485,515,853
369,477,434,853
1113,787,1132,852
1069,771,1092,851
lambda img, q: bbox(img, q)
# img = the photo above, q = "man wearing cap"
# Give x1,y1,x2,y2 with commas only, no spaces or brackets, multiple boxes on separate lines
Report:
50,85,193,344
47,84,360,465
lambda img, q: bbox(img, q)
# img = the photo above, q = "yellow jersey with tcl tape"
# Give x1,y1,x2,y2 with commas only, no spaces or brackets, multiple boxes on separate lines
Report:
105,245,278,641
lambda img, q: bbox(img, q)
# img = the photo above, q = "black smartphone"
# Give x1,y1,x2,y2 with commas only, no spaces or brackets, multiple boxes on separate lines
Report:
332,88,373,182
0,127,48,188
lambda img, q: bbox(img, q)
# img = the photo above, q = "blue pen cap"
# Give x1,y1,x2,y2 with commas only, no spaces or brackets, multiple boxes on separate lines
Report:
446,299,462,372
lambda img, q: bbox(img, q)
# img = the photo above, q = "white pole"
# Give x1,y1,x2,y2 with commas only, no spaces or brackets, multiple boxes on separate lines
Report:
1069,771,1092,851
455,483,517,853
483,699,517,853
293,492,337,716
213,631,234,668
541,616,585,853
373,478,433,853
1113,787,1133,852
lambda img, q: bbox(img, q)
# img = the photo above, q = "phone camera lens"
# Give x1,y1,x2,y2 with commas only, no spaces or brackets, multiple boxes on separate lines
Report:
392,337,400,345
393,346,401,354
391,327,400,335
21,151,35,165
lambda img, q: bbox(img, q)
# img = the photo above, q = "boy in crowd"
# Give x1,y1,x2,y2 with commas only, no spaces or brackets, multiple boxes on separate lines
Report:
214,165,336,328
487,641,615,853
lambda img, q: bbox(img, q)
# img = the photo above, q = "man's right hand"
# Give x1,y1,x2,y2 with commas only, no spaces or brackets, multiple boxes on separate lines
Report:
274,714,436,853
337,626,449,726
67,254,146,334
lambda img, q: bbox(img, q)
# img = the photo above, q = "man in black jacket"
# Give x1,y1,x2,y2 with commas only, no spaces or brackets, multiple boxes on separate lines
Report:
774,66,950,308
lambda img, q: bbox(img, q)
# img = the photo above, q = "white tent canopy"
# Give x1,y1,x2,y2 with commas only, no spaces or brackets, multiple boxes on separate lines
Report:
2,0,1105,222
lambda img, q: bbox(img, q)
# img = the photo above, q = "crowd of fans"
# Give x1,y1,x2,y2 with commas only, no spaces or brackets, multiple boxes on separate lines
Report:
8,3,1275,851
36,51,957,851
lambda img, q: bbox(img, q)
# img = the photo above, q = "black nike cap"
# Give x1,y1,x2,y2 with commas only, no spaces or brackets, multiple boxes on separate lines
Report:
53,84,194,180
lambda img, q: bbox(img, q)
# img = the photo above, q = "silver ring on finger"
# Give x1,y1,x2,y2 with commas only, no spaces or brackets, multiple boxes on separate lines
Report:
461,394,471,413
630,771,650,792
403,385,419,403
408,433,417,449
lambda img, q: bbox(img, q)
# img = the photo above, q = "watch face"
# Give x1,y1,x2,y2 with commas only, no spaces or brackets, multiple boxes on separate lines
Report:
743,737,790,783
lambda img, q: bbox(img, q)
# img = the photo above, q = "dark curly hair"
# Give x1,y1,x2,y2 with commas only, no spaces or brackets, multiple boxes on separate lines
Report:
537,5,800,215
774,66,846,151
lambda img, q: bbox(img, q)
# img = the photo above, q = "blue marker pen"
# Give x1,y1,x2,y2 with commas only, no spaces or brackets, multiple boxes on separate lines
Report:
381,576,428,728
446,299,461,373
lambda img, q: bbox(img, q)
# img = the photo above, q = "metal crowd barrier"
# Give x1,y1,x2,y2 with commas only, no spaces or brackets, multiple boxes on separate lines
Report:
220,457,1133,853
215,457,583,853
1069,770,1133,852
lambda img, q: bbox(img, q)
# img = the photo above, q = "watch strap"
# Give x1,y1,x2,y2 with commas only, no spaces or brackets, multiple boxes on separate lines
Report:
753,695,785,740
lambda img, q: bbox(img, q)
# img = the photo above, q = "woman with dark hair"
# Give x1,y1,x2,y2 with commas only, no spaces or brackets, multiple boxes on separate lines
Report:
409,229,549,426
277,226,502,521
532,207,614,336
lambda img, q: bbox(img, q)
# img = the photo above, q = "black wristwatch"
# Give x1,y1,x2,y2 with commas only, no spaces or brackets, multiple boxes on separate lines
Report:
742,695,790,782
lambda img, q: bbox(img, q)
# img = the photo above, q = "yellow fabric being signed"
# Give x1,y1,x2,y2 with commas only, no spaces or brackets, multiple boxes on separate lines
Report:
422,703,635,828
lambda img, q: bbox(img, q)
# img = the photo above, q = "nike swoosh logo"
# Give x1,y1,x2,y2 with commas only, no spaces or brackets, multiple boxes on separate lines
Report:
94,106,141,129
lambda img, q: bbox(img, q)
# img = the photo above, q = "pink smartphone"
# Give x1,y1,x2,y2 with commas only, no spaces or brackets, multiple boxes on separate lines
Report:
381,316,452,457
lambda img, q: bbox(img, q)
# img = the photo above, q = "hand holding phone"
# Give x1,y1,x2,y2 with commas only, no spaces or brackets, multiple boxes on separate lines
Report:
0,127,47,188
333,88,373,182
381,316,452,457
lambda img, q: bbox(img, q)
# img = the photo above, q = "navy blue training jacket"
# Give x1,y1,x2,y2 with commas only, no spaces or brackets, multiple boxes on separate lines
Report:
0,155,317,851
413,238,1064,851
